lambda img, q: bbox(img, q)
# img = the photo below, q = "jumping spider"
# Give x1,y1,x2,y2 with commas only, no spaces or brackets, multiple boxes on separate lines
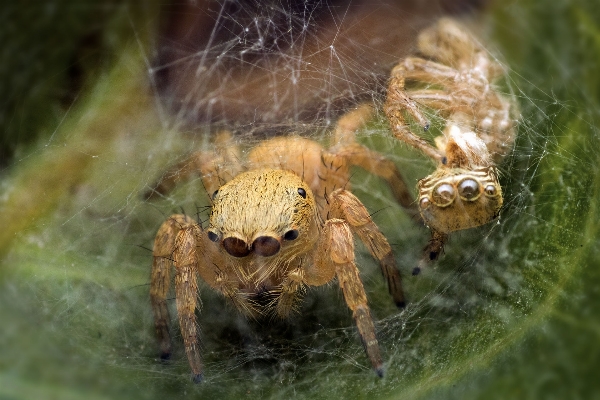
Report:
384,18,517,274
145,105,418,382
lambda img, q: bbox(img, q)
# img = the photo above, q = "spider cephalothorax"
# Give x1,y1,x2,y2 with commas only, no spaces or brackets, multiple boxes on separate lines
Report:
418,165,502,234
207,169,319,261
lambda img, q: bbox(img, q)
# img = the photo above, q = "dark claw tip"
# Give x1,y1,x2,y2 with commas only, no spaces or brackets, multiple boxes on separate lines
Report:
192,373,204,384
395,300,406,309
375,367,385,378
412,267,421,276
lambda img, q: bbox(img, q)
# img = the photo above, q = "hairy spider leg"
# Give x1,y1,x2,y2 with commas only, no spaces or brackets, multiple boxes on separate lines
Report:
328,188,406,307
313,218,384,376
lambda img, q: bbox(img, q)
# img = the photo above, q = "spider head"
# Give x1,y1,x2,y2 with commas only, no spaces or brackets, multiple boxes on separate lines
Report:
417,166,502,233
206,169,319,260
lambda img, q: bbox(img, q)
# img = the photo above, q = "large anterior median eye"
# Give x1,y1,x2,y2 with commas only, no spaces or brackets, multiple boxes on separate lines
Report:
222,237,250,258
432,182,456,207
458,178,481,201
252,236,281,257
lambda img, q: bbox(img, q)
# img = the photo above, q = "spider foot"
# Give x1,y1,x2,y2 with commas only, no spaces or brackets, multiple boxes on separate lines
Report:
192,373,204,384
413,230,447,275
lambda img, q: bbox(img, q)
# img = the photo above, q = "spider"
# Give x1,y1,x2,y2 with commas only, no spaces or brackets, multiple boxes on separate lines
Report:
145,105,418,382
384,17,517,275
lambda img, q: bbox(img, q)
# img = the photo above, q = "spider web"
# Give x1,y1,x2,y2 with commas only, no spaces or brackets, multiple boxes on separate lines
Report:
1,1,596,399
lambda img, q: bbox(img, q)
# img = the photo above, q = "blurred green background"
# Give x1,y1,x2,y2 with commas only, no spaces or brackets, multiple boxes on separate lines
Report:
1,0,599,399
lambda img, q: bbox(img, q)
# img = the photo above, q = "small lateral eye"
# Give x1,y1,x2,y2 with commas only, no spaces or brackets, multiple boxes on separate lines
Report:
207,231,220,242
297,187,307,198
211,190,219,200
284,229,299,241
485,185,497,196
458,179,481,201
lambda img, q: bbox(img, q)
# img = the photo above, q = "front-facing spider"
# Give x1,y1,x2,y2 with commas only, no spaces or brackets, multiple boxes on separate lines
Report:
384,18,518,274
145,105,417,382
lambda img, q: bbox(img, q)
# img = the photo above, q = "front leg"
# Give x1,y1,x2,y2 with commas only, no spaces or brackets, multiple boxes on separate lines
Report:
328,189,406,307
150,214,195,360
414,229,448,275
385,57,463,163
385,82,442,163
172,222,205,383
314,219,384,376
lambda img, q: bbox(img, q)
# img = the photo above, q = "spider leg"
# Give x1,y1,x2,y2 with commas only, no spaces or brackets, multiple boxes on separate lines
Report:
417,18,501,77
385,59,451,163
329,189,406,308
328,104,419,222
144,131,241,200
332,103,374,146
413,229,448,275
151,214,194,359
407,89,455,111
417,18,481,68
314,219,384,376
391,57,460,87
151,214,207,383
275,267,306,318
385,88,442,162
409,89,481,115
333,143,419,222
172,220,204,383
143,152,223,200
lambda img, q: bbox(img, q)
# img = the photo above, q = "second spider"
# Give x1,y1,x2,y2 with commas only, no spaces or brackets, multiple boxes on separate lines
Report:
385,18,518,274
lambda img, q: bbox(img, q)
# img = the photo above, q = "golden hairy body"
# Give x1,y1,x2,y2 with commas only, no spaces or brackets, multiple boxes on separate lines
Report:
384,18,516,274
145,105,418,382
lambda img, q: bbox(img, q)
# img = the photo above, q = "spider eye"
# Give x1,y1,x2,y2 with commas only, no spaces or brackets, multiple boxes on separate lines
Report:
211,190,219,200
252,236,281,257
284,229,299,241
297,187,307,198
458,179,481,201
432,183,456,207
223,237,250,258
207,231,220,242
484,184,497,196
